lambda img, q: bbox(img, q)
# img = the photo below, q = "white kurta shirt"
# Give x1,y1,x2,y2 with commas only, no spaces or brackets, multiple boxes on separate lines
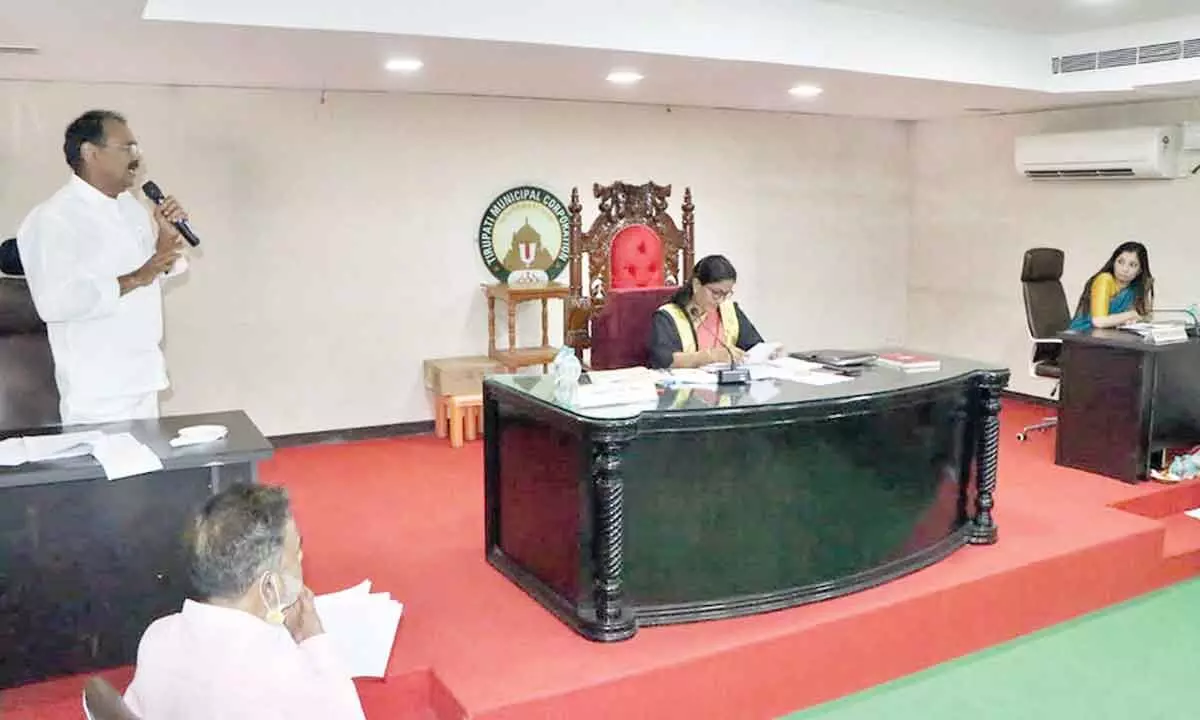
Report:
16,175,186,415
124,600,367,720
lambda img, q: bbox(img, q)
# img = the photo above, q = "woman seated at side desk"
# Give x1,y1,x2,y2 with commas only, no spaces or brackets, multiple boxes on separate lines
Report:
647,254,776,369
1067,241,1155,332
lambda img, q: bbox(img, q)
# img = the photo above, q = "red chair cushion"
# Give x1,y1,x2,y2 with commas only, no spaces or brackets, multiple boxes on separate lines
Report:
610,225,665,289
590,286,677,370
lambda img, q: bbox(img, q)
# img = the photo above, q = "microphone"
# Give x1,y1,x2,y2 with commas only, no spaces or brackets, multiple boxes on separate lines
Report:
142,181,200,247
716,339,750,385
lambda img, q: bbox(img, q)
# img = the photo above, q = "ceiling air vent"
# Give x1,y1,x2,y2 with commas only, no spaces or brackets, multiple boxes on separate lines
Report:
1098,48,1137,69
1139,41,1182,64
1060,53,1098,73
1053,37,1200,74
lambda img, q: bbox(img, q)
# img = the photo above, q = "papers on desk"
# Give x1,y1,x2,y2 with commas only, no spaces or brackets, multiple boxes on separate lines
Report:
744,342,784,365
663,355,852,387
312,580,404,679
1119,322,1189,345
0,431,163,480
663,368,719,387
89,433,164,479
0,431,102,466
575,379,660,409
749,356,853,386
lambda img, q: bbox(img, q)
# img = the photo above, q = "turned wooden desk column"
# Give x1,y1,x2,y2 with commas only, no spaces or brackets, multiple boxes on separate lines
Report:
484,282,571,372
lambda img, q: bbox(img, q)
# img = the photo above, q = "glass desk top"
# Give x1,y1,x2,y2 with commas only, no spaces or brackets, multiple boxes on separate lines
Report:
486,352,1005,422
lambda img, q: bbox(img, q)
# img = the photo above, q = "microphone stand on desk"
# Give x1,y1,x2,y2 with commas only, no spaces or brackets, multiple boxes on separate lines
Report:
716,341,751,385
1153,308,1200,337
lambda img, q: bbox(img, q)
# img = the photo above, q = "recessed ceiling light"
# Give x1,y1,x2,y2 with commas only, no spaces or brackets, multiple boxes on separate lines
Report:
607,70,644,85
385,58,424,73
0,43,39,55
788,84,824,99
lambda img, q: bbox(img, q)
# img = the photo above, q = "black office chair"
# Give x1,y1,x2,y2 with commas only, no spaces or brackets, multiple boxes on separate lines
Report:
0,237,22,276
1017,248,1070,441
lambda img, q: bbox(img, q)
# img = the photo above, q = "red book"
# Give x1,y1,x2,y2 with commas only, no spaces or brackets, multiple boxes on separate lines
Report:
876,352,941,371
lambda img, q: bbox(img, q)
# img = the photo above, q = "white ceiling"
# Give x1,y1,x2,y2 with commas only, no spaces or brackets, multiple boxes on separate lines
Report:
820,0,1200,34
0,0,1195,121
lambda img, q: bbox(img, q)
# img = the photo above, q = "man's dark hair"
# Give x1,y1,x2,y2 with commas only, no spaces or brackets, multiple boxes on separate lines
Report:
187,484,292,600
63,110,125,172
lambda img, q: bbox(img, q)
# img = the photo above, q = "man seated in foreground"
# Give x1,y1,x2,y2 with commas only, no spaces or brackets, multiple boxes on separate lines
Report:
123,484,366,719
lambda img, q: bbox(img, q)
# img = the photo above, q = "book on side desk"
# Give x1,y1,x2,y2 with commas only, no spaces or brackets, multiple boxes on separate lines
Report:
1119,322,1190,345
876,352,942,372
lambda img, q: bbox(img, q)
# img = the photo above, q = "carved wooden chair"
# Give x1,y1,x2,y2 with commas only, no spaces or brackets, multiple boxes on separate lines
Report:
565,181,695,366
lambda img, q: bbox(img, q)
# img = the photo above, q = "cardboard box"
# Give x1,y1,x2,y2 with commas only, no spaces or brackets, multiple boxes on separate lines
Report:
423,356,504,396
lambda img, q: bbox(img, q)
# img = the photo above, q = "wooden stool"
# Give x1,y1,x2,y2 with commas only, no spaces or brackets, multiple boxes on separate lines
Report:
447,394,483,449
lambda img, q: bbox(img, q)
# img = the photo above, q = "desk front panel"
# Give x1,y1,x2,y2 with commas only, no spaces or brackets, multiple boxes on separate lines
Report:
621,388,971,614
485,367,1005,640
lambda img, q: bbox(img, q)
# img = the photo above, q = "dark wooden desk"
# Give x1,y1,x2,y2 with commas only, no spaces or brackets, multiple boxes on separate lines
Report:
1057,330,1200,483
0,410,272,689
483,355,1009,641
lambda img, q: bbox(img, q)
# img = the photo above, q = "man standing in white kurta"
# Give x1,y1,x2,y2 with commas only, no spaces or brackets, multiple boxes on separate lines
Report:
17,110,192,425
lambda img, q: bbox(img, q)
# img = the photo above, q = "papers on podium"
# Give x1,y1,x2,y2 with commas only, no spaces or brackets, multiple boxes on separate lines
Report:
312,580,404,679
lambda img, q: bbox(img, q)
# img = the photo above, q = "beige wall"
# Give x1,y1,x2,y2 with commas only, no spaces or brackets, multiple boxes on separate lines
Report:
0,81,911,434
908,98,1200,399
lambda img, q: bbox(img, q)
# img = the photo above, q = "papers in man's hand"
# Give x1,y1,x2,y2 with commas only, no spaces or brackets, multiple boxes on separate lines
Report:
313,580,404,679
0,431,162,479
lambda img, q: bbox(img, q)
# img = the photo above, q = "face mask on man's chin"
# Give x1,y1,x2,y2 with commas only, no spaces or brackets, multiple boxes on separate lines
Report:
262,570,303,624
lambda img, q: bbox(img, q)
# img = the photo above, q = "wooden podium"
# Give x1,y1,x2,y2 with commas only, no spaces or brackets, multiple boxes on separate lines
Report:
484,282,570,372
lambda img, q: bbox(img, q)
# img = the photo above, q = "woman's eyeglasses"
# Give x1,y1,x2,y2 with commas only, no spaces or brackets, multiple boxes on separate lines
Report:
706,286,734,302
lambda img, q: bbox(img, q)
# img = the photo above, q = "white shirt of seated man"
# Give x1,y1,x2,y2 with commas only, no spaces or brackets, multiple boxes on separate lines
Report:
123,485,366,720
16,110,191,426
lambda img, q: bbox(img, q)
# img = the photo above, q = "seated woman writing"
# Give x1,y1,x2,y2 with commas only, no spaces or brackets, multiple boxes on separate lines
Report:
123,484,366,720
647,254,770,369
1067,241,1154,331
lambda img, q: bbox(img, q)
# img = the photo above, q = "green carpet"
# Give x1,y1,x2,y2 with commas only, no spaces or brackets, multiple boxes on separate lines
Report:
782,578,1200,719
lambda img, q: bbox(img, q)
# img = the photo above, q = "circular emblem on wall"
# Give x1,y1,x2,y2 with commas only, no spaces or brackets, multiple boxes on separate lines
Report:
477,185,571,284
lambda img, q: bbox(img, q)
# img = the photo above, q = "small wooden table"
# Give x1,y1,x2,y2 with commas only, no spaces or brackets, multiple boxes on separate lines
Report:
484,282,571,372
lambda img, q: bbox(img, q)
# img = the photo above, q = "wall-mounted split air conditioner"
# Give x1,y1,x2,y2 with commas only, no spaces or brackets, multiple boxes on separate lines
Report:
1014,125,1196,180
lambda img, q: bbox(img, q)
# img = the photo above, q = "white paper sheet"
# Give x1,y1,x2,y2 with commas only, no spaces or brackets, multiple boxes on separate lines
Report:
743,342,784,365
663,368,719,386
312,580,404,679
0,431,106,466
88,433,164,480
793,372,853,386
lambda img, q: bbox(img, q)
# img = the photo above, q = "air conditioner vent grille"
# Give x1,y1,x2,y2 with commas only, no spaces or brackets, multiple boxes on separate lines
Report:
1054,37,1200,74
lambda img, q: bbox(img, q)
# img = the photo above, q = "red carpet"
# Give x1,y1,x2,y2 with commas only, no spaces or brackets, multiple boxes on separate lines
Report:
4,399,1200,719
